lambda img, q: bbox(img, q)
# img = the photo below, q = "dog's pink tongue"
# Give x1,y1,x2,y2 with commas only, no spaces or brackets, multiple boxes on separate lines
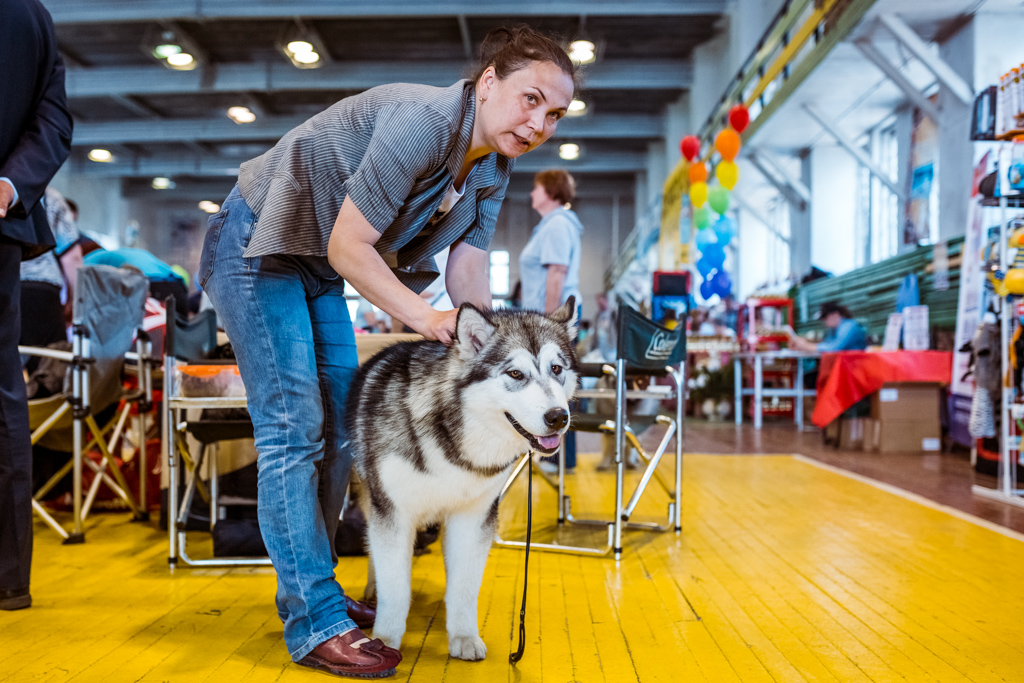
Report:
537,435,561,450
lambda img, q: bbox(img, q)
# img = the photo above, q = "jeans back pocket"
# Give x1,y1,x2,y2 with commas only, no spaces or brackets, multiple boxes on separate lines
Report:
198,209,229,289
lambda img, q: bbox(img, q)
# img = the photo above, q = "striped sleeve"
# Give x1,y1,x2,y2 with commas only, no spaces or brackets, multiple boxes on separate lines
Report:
344,102,450,234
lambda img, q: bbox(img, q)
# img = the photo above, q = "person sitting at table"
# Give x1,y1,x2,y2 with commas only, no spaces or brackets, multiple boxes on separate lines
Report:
787,301,867,353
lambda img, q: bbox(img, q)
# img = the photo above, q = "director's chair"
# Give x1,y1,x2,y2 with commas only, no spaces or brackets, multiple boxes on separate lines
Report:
20,265,152,542
495,304,686,560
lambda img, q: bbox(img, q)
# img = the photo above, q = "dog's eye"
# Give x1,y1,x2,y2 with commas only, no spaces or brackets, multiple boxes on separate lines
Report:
506,369,525,380
551,364,563,376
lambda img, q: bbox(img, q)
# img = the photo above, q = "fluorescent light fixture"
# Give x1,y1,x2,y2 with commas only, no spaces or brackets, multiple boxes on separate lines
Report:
558,143,580,160
227,106,256,124
286,40,314,55
88,149,113,163
293,51,320,65
153,44,182,58
198,201,221,213
151,177,174,190
280,29,325,69
569,40,596,65
166,52,195,69
567,99,587,117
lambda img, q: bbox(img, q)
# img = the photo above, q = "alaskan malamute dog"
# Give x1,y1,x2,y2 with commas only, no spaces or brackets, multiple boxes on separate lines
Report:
346,297,579,660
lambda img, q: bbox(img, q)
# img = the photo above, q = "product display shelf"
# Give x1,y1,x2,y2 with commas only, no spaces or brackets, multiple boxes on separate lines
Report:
972,145,1024,509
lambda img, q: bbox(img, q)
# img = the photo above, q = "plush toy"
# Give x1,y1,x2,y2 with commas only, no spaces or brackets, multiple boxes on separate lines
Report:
1003,227,1024,295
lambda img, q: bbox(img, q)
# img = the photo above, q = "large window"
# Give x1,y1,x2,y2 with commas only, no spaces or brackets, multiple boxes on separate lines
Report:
858,123,901,265
489,249,510,296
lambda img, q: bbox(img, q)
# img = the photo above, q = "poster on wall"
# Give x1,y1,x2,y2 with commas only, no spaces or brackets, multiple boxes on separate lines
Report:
904,101,939,248
950,152,993,446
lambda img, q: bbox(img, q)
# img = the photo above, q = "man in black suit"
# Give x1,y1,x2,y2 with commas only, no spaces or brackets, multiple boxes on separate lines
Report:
0,0,74,611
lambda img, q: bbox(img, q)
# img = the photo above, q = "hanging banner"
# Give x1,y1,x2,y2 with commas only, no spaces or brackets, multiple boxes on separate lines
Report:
950,152,993,446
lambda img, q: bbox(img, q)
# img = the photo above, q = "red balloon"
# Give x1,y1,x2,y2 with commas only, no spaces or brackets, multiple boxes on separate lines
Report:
680,135,700,161
728,105,750,134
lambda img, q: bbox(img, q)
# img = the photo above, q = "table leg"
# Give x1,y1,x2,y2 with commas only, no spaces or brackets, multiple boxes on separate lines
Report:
734,357,742,425
754,354,763,430
796,359,805,431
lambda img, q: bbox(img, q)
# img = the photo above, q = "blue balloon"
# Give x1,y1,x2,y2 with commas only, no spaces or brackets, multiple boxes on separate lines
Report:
696,257,714,277
701,243,725,269
695,226,718,249
699,277,715,300
713,215,736,245
711,270,732,297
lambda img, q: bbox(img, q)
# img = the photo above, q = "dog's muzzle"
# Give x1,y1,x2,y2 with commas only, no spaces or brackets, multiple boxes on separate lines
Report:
505,412,563,454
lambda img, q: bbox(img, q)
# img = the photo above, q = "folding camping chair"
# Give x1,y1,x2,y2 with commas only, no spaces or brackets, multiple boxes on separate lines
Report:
19,265,152,543
494,304,686,560
162,299,264,568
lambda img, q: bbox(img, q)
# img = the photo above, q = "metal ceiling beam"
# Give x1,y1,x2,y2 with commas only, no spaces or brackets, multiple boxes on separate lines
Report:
802,104,906,201
71,112,662,145
876,14,973,105
731,193,790,245
854,38,941,121
70,150,646,177
50,1,727,24
66,59,693,98
745,148,809,211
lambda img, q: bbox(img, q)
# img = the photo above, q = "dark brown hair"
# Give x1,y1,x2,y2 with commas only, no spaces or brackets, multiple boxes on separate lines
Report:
534,169,576,205
819,301,851,319
474,26,579,93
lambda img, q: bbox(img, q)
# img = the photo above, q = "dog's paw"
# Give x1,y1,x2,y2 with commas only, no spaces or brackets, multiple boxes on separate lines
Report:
448,634,487,661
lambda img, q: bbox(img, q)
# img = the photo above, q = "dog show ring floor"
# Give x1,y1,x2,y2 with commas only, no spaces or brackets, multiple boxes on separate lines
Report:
2,452,1024,682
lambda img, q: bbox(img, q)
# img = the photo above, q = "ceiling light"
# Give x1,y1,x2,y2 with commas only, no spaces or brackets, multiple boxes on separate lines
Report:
293,51,320,65
227,106,256,124
88,149,113,163
151,177,174,190
286,40,314,55
558,143,581,160
153,43,182,58
198,201,220,213
166,52,195,68
567,99,587,117
569,40,596,65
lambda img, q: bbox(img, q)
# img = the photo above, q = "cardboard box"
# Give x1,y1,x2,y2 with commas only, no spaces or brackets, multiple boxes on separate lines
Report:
864,417,941,453
871,382,941,422
838,417,866,450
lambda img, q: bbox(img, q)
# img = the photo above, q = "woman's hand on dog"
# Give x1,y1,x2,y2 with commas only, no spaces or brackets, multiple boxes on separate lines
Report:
414,308,459,345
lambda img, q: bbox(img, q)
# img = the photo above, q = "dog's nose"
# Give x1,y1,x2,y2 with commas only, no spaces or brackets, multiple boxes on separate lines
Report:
544,408,569,430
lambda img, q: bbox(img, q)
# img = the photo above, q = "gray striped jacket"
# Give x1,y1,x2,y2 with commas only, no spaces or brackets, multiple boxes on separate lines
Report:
237,79,512,293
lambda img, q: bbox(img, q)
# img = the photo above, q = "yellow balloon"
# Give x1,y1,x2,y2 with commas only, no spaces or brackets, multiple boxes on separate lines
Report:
715,160,739,190
689,181,708,208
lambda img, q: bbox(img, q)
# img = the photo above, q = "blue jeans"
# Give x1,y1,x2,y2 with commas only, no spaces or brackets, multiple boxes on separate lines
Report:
199,185,358,661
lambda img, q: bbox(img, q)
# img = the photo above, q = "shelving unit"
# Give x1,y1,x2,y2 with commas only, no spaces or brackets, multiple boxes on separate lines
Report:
972,143,1024,508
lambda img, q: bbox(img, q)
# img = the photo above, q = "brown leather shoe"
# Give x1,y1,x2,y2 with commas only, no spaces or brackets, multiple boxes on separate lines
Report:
345,596,375,630
0,588,31,611
297,628,401,679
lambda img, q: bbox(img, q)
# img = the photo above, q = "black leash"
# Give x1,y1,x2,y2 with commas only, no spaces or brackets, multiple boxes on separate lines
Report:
509,452,533,664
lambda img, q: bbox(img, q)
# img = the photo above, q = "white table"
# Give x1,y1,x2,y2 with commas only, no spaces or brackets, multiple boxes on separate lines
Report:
732,350,820,430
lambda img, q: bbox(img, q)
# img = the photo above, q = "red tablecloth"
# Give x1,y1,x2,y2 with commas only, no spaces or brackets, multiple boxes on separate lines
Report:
811,351,953,427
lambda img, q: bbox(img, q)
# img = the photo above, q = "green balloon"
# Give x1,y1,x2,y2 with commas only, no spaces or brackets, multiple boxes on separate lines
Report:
708,186,730,215
693,206,711,230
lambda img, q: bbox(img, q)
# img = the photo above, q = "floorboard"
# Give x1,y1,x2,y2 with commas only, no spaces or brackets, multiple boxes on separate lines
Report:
3,427,1024,683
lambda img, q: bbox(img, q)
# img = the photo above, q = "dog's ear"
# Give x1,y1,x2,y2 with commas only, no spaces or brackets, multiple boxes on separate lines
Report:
549,295,578,338
455,303,496,358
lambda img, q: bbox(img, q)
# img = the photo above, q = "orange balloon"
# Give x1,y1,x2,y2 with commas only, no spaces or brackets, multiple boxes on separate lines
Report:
715,129,741,161
688,162,707,184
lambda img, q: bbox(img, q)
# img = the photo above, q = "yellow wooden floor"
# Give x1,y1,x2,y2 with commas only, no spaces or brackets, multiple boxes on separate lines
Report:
2,453,1024,683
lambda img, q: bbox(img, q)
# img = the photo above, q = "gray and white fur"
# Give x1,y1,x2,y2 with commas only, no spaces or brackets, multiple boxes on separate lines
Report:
345,297,579,660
